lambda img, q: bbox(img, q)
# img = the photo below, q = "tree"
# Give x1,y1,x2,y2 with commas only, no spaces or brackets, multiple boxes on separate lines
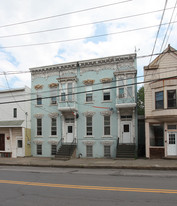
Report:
137,86,144,115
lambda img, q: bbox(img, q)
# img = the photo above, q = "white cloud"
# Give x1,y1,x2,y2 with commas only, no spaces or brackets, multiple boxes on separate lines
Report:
0,0,177,89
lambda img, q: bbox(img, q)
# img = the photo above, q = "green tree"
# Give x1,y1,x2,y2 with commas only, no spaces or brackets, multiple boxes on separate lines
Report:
137,86,144,115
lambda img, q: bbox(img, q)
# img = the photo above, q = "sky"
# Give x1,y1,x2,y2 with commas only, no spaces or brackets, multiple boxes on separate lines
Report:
0,0,177,90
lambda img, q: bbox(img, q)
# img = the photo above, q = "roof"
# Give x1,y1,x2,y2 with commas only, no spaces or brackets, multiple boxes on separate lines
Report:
0,120,24,127
144,44,177,70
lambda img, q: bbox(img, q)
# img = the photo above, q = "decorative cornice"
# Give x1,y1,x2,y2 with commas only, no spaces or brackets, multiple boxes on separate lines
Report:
82,141,95,145
83,111,96,117
100,110,113,116
57,76,77,82
34,114,44,118
100,78,112,83
48,83,59,88
83,79,95,85
100,141,114,146
34,84,43,90
33,140,43,144
48,140,59,145
114,70,137,76
48,113,59,118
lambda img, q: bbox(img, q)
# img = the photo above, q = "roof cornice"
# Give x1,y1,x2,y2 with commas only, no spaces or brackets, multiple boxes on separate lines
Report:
29,53,136,73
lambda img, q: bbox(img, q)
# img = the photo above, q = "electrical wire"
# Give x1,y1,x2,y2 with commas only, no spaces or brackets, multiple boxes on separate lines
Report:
160,0,177,52
149,0,168,63
0,7,175,39
0,0,132,29
1,21,177,49
0,74,177,105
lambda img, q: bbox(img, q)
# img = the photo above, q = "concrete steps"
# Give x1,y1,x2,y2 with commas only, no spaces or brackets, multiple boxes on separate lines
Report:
116,144,136,159
55,144,76,160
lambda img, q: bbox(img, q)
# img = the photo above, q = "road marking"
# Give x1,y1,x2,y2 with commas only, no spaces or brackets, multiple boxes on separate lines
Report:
0,179,177,194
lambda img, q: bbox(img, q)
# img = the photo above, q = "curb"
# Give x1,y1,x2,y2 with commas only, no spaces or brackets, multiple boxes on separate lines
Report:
1,163,177,170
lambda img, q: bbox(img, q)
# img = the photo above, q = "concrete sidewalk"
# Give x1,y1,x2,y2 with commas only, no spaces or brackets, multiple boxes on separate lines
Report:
0,157,177,170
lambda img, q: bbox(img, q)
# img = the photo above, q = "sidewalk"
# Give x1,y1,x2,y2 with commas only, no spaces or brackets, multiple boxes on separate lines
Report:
0,157,177,170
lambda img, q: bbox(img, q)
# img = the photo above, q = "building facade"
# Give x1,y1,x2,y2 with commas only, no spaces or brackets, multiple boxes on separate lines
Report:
0,87,31,158
30,53,137,158
144,45,177,158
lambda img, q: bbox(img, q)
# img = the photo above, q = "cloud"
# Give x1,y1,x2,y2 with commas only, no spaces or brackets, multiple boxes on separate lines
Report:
0,0,177,89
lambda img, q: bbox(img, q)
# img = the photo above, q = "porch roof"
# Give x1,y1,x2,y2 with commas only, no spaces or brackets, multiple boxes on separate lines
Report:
0,120,24,127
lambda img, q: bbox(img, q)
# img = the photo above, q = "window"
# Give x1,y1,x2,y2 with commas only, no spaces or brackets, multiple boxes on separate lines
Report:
167,90,176,108
61,83,66,102
13,108,17,118
127,86,133,98
37,95,42,105
60,83,73,102
169,134,175,144
86,145,93,157
150,124,164,146
51,144,57,155
155,91,164,109
119,88,124,98
104,145,111,157
68,83,73,101
37,144,42,155
86,116,92,136
168,125,177,130
86,86,93,102
103,83,111,101
124,124,129,132
17,140,22,148
104,116,110,135
50,88,57,104
37,118,42,136
51,118,57,136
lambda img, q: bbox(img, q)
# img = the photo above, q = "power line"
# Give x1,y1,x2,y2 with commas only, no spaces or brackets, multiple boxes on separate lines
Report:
149,0,168,63
0,74,177,105
0,0,132,29
0,7,175,39
1,21,177,49
160,0,177,52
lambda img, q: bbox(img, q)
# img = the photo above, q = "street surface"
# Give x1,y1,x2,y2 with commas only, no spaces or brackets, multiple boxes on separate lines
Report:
0,166,177,206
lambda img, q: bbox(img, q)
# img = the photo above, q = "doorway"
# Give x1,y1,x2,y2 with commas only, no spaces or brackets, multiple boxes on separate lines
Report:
121,122,131,143
167,133,177,156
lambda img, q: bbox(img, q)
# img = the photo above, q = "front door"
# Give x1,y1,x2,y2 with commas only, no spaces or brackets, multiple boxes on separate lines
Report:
121,122,131,143
167,133,177,156
66,124,74,143
0,134,5,151
16,138,23,157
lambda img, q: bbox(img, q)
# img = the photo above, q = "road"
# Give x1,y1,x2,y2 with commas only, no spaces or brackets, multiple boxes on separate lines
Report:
0,166,177,206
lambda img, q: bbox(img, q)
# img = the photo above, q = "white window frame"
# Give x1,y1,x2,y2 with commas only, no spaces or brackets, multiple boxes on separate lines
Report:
104,145,111,157
50,87,57,105
103,83,111,101
86,145,93,157
36,94,42,105
86,116,93,136
51,117,57,136
103,115,111,137
85,85,93,103
37,144,42,155
37,118,42,136
51,144,57,155
60,82,74,102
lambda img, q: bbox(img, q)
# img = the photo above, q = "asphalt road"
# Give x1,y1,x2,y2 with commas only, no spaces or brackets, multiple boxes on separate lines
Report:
0,166,177,206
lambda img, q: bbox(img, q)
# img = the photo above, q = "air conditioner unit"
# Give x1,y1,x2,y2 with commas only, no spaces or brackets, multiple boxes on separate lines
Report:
119,93,124,98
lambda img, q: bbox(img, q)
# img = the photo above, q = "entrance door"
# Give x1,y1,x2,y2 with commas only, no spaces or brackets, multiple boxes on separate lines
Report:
17,138,23,157
0,134,5,151
66,124,74,143
167,133,177,156
121,122,131,143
